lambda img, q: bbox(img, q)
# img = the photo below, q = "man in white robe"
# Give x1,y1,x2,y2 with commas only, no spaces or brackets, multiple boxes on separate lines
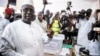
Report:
0,16,9,38
34,12,47,33
0,0,49,56
76,9,96,49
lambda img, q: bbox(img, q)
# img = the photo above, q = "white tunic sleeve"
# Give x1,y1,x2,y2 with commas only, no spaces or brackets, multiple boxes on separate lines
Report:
0,25,27,56
89,16,96,24
37,24,49,43
42,33,49,43
76,22,81,29
91,17,96,24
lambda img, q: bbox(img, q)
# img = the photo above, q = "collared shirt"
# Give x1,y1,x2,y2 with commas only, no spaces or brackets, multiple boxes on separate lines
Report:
0,17,9,38
34,18,47,33
76,17,96,48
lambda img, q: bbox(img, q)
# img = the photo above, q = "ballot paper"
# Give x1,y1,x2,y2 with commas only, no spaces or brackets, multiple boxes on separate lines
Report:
59,48,70,56
44,34,65,54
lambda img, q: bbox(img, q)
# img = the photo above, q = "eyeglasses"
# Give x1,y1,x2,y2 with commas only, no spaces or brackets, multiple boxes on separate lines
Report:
22,8,34,13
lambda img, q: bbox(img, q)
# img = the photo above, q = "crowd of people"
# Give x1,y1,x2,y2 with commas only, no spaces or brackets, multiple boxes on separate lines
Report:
0,0,100,56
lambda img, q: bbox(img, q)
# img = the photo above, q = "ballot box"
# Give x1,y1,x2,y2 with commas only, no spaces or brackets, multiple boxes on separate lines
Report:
44,45,73,56
44,34,65,55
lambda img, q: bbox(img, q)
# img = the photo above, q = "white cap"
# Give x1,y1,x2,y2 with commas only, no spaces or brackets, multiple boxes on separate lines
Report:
21,0,34,6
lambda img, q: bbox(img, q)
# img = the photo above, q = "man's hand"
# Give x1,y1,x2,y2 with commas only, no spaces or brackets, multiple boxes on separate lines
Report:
46,29,53,38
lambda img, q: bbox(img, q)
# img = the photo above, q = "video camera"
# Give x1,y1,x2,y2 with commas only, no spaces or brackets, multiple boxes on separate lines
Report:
76,10,86,20
66,1,72,11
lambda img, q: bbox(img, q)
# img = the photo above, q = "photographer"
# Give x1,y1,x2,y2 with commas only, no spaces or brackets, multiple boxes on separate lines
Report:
60,12,69,31
60,12,70,44
93,9,100,34
76,9,86,23
88,9,100,56
76,9,96,49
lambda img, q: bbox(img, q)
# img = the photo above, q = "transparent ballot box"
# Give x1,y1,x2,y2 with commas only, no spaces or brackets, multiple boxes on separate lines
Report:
44,34,65,54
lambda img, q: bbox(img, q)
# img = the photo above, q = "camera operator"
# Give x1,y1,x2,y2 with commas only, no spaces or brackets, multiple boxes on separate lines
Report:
73,11,77,19
88,9,100,56
60,12,70,43
86,9,100,56
60,12,69,31
76,9,96,49
60,11,77,44
93,9,100,34
76,9,86,23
